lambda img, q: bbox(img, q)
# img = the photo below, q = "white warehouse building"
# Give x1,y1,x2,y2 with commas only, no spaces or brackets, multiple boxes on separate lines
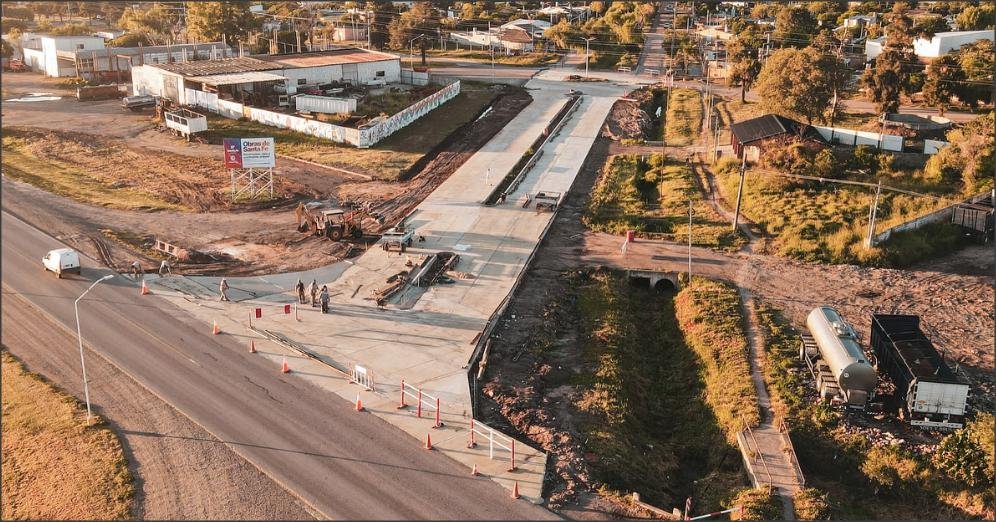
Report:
131,48,401,105
912,30,994,60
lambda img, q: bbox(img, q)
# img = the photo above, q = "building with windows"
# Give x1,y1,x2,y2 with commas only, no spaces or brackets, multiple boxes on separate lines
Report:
131,47,401,105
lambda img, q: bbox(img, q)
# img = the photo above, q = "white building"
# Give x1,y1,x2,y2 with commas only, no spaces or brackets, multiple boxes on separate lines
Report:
131,48,401,105
500,19,551,39
864,36,886,61
912,30,994,60
450,27,535,53
21,35,105,77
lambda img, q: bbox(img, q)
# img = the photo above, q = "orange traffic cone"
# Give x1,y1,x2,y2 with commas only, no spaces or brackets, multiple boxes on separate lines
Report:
511,481,520,499
141,280,149,295
249,339,257,353
355,393,364,412
212,320,220,335
471,464,479,476
424,433,433,450
281,357,290,374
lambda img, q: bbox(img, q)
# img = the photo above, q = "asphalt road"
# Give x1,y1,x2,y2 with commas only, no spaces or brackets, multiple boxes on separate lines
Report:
1,211,559,521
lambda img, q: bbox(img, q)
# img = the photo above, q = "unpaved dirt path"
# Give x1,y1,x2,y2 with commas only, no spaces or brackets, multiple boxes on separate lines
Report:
1,291,316,520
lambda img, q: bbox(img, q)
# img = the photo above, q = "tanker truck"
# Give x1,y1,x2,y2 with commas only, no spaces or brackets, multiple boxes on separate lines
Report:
800,306,878,409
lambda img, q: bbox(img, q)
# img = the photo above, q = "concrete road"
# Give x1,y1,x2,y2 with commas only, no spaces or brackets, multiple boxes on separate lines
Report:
0,211,560,521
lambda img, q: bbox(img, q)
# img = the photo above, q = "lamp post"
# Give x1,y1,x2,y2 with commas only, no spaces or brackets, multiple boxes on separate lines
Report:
583,36,595,77
409,34,428,69
75,274,114,425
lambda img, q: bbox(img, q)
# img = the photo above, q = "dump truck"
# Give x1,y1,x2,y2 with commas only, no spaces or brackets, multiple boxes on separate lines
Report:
534,191,562,212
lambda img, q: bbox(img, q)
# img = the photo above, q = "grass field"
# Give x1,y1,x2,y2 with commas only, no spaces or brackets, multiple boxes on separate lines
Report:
572,269,747,511
712,158,973,266
1,134,189,212
664,88,703,146
202,82,504,180
2,350,134,520
425,49,561,66
673,277,759,440
585,154,744,249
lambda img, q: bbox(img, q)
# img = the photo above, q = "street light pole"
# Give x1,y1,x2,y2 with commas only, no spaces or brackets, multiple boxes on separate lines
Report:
75,274,114,425
583,36,595,78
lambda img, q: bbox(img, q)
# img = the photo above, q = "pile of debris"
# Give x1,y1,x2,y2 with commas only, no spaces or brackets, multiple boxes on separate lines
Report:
370,251,460,307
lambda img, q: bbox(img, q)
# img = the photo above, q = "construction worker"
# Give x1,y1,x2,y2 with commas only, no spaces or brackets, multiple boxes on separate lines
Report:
159,259,172,276
319,285,330,314
295,279,306,304
309,279,318,307
219,278,230,302
131,260,143,280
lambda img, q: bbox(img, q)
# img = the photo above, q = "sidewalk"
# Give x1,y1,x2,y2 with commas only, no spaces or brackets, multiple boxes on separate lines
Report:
147,78,627,504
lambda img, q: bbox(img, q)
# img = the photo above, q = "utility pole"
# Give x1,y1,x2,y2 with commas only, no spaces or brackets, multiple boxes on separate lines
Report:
713,119,720,163
368,7,372,49
583,36,595,77
75,275,114,426
688,199,693,281
732,152,747,233
865,180,882,248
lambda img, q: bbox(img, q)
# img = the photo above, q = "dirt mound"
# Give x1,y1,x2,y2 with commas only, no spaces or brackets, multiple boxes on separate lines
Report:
603,89,652,140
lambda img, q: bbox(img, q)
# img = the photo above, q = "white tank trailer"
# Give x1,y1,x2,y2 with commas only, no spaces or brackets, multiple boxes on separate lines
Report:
803,307,878,409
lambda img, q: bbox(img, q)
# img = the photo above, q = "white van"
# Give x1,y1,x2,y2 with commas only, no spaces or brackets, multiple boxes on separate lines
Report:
42,248,81,278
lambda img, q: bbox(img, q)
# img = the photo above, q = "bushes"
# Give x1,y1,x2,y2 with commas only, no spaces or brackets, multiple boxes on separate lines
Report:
933,413,996,492
726,487,782,520
923,112,995,193
673,278,759,440
861,445,928,495
794,488,832,520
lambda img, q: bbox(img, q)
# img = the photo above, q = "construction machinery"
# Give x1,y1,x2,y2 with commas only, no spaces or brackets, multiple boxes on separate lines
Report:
533,191,562,212
381,223,416,252
295,201,381,241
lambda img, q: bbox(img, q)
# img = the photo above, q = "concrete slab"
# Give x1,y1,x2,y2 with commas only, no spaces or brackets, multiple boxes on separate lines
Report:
150,77,630,504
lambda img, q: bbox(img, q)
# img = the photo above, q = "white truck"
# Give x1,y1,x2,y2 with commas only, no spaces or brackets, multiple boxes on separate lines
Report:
382,224,416,252
42,248,81,278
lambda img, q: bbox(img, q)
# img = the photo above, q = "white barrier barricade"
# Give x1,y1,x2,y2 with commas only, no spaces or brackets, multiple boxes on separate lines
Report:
398,380,443,428
349,363,376,391
468,418,518,471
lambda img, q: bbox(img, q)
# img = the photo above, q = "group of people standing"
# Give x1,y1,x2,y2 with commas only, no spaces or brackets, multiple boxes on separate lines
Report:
296,278,330,313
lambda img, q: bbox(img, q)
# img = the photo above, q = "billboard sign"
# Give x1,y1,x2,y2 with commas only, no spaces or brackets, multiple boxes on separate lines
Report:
223,137,275,168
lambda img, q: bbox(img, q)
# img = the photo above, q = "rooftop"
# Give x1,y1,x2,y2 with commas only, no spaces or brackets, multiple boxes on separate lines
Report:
188,71,288,86
150,56,280,76
255,48,399,68
731,114,827,145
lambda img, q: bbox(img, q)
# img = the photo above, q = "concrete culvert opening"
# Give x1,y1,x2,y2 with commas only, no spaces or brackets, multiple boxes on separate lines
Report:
654,279,677,293
629,276,651,288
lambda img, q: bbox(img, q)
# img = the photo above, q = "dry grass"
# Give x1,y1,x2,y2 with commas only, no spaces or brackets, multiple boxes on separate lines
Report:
425,49,561,66
673,277,759,441
664,88,702,146
1,127,305,211
202,82,503,180
585,154,744,249
573,269,745,510
1,350,134,520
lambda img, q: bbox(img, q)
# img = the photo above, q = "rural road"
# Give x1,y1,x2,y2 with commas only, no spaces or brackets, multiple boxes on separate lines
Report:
0,211,560,521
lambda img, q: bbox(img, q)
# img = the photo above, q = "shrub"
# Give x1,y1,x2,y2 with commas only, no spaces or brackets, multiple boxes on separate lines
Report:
932,413,996,491
794,487,832,520
727,487,782,520
862,445,927,495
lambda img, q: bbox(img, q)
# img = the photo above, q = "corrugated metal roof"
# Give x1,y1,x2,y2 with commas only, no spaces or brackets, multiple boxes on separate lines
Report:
255,48,399,68
150,57,281,76
188,71,288,86
730,114,789,144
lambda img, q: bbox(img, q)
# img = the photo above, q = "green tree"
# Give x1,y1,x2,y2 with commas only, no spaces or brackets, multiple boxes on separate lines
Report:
922,53,961,115
955,39,995,108
726,30,762,102
367,1,395,50
932,413,996,492
49,23,92,36
923,112,994,191
913,14,949,38
387,2,438,50
862,445,926,495
117,5,173,44
2,6,33,21
754,47,840,124
544,19,581,49
185,1,259,45
955,4,996,30
775,5,817,47
862,5,918,113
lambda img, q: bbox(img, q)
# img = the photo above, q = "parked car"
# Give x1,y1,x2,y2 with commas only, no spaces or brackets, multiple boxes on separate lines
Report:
42,248,81,278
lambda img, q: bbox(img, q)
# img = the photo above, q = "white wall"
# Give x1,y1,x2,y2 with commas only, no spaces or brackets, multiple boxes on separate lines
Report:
913,31,994,58
22,48,45,72
865,37,885,61
355,59,401,84
39,36,105,77
278,64,344,86
813,125,904,151
130,65,165,96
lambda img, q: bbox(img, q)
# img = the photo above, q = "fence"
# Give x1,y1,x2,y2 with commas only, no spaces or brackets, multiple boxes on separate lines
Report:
349,363,376,392
468,418,519,471
183,81,459,148
777,419,806,488
357,81,460,146
736,422,773,492
398,380,443,428
870,190,992,245
923,139,949,155
813,125,904,152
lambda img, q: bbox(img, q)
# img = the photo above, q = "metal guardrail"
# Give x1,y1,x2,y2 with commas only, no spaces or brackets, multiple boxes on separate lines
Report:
398,380,443,428
738,417,773,492
777,419,806,488
468,418,518,471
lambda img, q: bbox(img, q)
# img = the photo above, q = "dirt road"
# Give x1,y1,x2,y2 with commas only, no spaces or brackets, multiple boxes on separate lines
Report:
1,291,316,520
